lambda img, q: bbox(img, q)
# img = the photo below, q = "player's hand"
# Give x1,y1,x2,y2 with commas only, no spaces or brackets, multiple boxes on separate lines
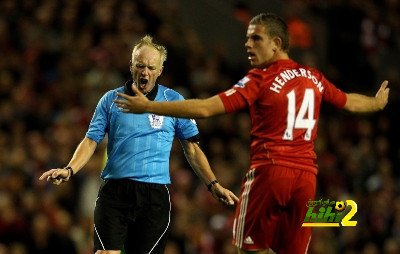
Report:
210,183,239,206
375,80,390,110
39,168,71,185
115,85,149,114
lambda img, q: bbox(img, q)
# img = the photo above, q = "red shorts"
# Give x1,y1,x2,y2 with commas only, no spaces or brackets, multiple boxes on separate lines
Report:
233,165,316,253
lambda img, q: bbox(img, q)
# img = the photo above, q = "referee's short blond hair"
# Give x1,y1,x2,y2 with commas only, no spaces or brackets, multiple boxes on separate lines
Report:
133,35,167,65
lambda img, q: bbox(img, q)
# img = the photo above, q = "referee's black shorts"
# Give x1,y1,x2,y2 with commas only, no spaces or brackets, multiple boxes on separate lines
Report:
94,179,171,254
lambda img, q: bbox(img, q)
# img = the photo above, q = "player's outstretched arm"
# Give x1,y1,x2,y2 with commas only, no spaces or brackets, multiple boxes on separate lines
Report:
115,85,226,118
343,80,390,113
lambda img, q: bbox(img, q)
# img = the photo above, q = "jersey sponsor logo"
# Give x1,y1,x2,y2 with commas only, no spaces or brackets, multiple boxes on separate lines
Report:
148,114,164,129
234,77,250,88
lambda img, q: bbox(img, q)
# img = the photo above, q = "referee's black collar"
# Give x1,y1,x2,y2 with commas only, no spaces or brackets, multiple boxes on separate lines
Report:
124,80,158,101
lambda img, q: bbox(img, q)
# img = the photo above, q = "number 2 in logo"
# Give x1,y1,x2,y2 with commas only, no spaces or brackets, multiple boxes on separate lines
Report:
341,200,358,227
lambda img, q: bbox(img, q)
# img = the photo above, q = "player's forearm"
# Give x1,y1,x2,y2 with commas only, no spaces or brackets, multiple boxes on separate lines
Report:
66,137,97,175
146,95,225,119
145,99,205,118
343,80,389,112
343,93,386,113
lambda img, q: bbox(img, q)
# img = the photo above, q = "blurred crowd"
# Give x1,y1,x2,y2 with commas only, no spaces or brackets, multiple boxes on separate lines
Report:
0,0,399,253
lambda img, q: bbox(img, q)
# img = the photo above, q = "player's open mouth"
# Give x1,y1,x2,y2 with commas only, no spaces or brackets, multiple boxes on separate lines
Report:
248,53,255,60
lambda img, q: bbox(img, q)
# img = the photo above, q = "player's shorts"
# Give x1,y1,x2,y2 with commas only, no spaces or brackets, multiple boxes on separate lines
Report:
232,165,316,254
94,179,171,254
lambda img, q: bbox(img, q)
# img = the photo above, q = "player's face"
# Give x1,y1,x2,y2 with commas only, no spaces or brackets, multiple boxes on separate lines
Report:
130,46,163,94
245,24,278,68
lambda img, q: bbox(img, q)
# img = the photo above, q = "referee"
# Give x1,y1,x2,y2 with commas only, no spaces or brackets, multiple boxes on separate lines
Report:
39,35,238,254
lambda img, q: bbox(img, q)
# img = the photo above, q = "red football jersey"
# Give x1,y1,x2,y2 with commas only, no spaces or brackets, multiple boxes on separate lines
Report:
219,59,346,174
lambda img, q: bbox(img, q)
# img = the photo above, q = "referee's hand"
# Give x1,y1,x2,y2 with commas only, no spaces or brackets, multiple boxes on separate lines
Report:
39,168,70,185
210,183,239,206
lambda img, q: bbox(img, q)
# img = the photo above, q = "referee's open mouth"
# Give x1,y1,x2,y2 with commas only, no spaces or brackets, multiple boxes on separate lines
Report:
139,78,148,89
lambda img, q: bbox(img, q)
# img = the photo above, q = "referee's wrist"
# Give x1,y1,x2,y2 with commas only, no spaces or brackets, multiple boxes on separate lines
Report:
64,166,74,179
207,180,219,192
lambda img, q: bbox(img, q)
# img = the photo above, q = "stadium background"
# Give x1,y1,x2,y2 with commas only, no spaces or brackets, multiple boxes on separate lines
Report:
0,0,399,253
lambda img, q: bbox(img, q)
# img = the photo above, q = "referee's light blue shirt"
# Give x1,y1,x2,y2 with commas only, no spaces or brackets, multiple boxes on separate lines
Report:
86,84,199,184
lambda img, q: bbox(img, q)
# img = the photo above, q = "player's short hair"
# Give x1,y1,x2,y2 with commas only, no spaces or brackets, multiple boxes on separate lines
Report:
133,35,168,65
250,13,290,53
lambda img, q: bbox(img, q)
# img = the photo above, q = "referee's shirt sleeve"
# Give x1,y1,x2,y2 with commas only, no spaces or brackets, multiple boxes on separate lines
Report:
175,117,199,140
86,91,113,143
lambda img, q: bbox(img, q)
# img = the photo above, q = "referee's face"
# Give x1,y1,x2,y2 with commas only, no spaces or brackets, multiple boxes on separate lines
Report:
131,46,164,94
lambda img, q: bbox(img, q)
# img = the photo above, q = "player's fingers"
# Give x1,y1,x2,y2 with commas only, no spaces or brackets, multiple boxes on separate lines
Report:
131,84,142,95
115,102,128,109
385,88,390,96
116,92,129,99
381,80,389,90
376,81,389,98
114,99,125,105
